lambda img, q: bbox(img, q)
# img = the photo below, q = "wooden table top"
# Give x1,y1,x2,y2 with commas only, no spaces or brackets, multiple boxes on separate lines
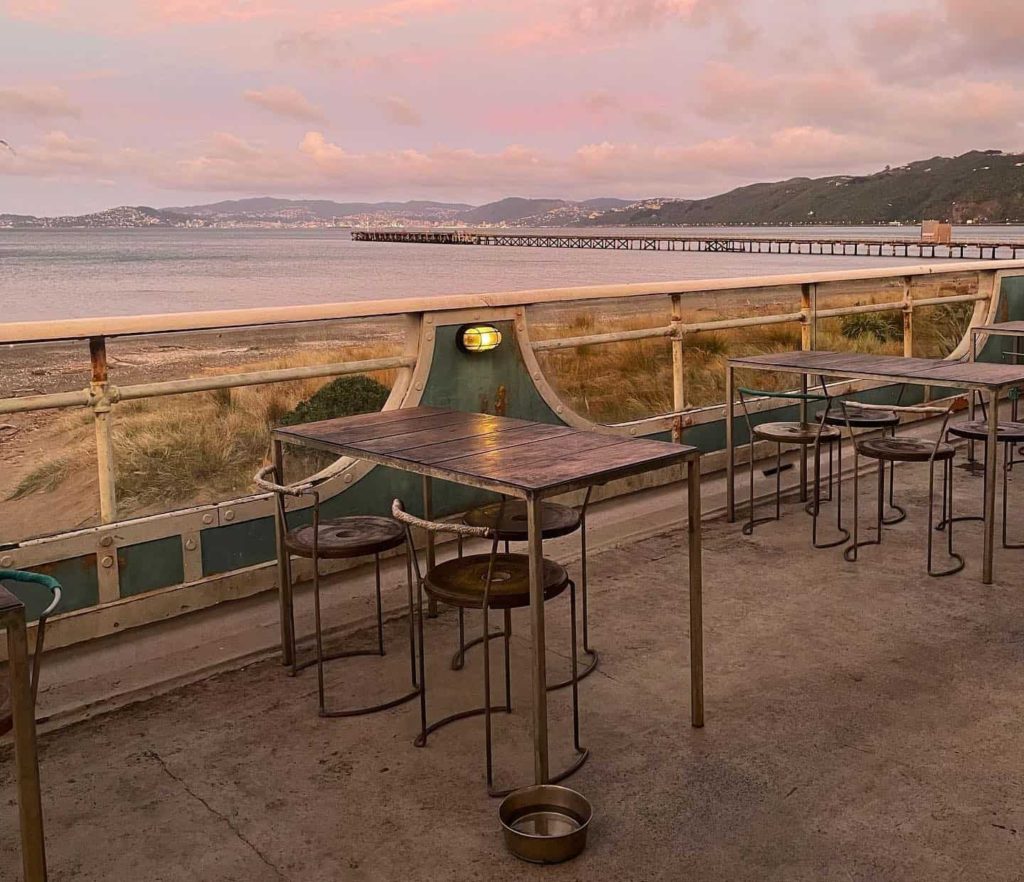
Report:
0,585,22,612
973,320,1024,335
728,350,1024,390
273,407,697,498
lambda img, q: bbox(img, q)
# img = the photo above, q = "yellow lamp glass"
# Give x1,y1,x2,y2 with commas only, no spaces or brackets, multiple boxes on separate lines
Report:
458,324,502,353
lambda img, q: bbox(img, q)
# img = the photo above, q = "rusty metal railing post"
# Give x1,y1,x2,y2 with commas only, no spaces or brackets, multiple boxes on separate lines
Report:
670,294,686,443
89,336,117,524
902,276,914,357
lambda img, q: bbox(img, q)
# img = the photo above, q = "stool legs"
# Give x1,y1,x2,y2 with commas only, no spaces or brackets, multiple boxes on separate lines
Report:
310,551,421,718
927,458,964,577
419,586,586,798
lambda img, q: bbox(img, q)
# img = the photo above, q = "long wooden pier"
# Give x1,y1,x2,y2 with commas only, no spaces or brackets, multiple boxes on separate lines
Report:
351,229,1024,260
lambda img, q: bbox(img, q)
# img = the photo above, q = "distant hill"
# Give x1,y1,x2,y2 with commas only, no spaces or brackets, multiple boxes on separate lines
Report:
165,197,472,220
591,151,1024,226
7,151,1024,229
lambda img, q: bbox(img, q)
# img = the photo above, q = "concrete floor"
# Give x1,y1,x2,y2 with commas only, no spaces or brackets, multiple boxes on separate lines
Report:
3,451,1024,881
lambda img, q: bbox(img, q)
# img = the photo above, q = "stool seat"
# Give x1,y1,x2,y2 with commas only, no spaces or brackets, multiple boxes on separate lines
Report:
285,516,405,559
752,421,841,444
948,420,1024,443
817,407,900,429
425,553,569,610
857,437,955,462
464,501,580,541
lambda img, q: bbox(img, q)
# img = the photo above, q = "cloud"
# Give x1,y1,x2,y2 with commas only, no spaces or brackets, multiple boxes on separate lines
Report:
582,90,620,113
0,85,80,119
5,0,281,28
243,86,325,122
633,110,673,133
497,0,756,52
856,0,1024,75
0,127,901,200
325,0,465,31
695,62,1024,151
380,96,423,126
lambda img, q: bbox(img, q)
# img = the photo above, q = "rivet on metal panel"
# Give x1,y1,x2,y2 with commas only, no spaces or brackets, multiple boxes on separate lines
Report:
184,538,197,551
224,510,235,522
630,427,637,435
0,555,13,568
202,513,214,525
533,372,541,380
101,555,114,568
99,535,114,547
344,473,353,483
556,406,563,414
415,382,423,390
426,317,434,324
426,333,433,342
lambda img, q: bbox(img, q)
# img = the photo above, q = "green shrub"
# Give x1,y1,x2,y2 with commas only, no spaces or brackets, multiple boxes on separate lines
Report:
840,311,902,344
278,375,390,426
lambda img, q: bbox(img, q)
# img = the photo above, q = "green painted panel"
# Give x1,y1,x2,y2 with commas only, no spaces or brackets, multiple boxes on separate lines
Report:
118,536,185,597
423,321,561,424
202,518,276,576
1,555,99,621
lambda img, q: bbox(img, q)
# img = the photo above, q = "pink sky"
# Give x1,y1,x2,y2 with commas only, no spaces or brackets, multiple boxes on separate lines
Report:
1,0,1023,214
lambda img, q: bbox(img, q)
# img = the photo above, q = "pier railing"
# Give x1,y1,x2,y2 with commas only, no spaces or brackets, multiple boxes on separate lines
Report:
1,260,1022,649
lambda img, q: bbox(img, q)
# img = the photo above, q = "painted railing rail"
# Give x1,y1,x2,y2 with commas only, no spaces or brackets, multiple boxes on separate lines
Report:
1,260,1022,649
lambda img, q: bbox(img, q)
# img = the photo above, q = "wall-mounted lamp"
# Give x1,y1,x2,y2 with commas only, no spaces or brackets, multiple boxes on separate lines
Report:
457,324,502,353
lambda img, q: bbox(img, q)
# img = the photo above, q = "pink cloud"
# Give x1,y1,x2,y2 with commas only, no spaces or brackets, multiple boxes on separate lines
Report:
243,86,325,122
0,85,79,119
379,96,423,126
495,0,756,53
0,126,898,199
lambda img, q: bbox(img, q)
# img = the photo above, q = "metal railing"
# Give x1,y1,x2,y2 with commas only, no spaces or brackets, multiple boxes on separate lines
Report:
0,261,1017,530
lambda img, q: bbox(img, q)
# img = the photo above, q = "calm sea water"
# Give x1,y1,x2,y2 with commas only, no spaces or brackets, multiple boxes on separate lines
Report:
4,225,1024,322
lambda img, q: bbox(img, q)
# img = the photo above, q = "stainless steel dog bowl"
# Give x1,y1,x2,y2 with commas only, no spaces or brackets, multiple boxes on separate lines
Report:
499,785,592,864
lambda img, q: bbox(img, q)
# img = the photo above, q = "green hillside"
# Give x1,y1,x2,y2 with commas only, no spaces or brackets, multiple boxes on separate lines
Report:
593,151,1024,226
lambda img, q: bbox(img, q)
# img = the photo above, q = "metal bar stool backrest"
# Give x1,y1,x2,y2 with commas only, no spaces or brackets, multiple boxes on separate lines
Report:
391,499,502,608
836,399,961,459
736,385,833,445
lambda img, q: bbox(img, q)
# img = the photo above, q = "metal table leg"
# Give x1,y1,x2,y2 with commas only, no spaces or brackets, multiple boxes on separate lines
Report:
526,495,550,784
983,389,999,584
272,439,294,667
726,365,736,522
687,457,704,728
423,476,438,618
6,605,47,882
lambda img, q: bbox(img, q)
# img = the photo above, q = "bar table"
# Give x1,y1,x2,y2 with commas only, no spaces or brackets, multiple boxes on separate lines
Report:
272,406,704,784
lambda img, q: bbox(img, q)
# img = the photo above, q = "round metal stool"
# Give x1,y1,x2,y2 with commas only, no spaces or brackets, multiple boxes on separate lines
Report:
738,387,847,549
818,404,906,525
945,419,1024,549
840,401,964,577
393,499,587,798
256,467,420,718
458,497,596,691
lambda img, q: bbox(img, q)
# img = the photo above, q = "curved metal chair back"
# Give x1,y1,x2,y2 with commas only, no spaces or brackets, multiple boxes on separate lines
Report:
737,384,833,447
838,399,961,463
0,570,62,709
391,499,501,607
